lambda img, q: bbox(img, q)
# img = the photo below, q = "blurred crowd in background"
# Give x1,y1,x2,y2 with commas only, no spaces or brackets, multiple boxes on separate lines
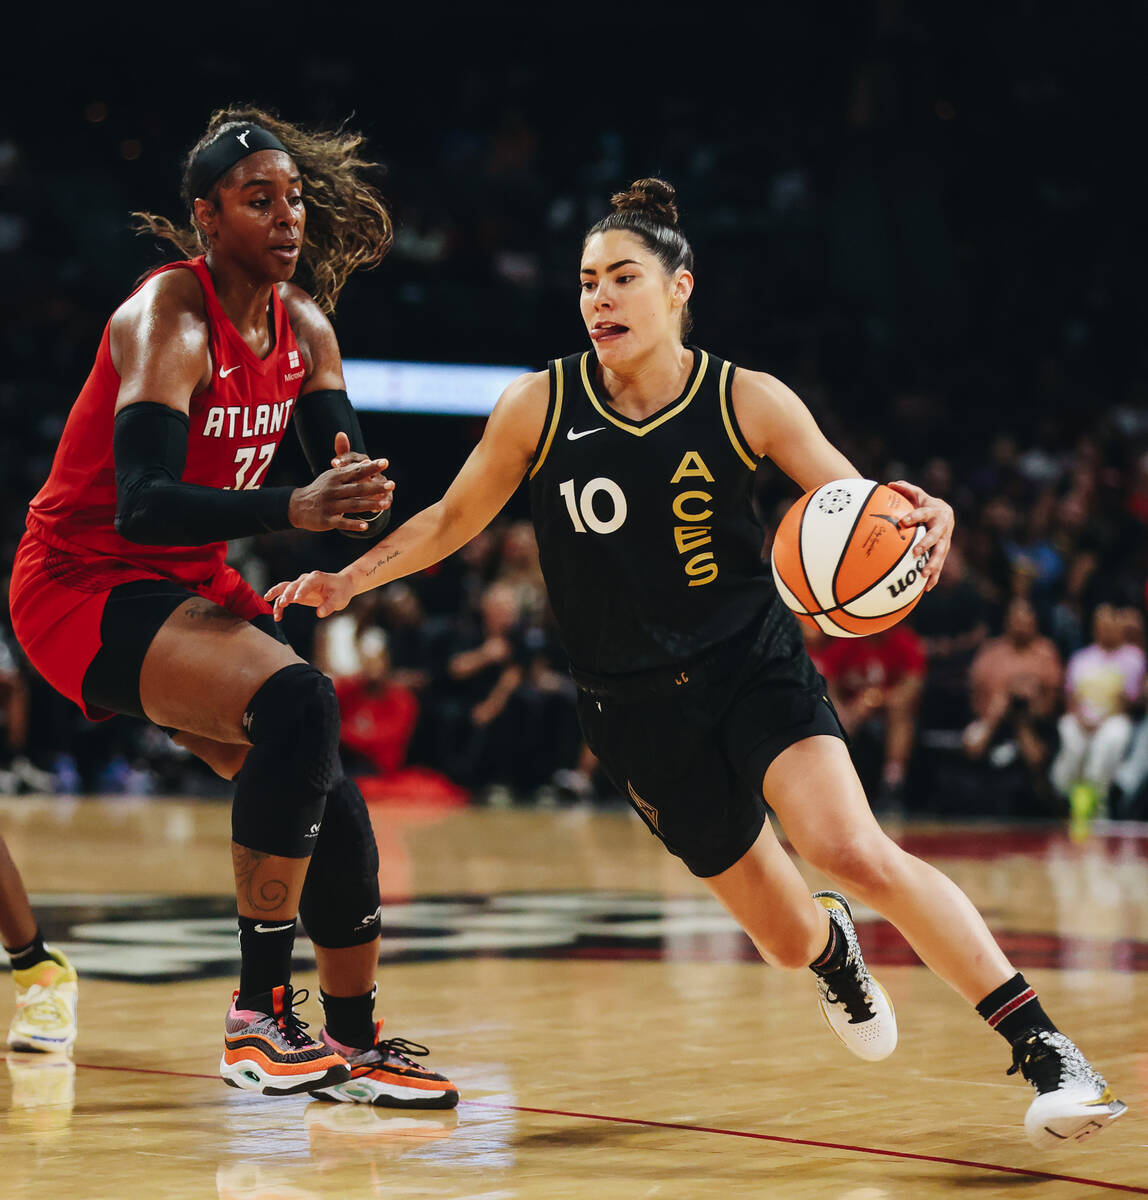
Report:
2,4,1147,820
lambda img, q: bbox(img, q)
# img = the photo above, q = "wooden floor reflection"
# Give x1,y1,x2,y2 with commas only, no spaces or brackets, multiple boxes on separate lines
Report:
1,797,1146,1199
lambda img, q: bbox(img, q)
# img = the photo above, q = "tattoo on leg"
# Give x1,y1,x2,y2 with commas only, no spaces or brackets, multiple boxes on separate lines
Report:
183,599,239,623
232,845,289,912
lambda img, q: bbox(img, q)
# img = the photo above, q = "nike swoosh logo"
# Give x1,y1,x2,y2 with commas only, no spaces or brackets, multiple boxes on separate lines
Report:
567,427,606,441
253,922,296,934
873,513,905,532
218,365,242,378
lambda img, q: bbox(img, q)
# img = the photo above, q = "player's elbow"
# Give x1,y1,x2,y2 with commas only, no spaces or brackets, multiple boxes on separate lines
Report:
114,479,171,544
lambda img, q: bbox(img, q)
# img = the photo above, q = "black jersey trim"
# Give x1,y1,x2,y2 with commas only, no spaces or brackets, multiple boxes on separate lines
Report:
579,349,709,437
717,360,758,470
529,358,565,479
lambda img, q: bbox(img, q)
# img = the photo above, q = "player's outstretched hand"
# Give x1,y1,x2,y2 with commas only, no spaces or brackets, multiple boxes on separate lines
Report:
265,571,354,621
886,479,953,590
288,453,395,533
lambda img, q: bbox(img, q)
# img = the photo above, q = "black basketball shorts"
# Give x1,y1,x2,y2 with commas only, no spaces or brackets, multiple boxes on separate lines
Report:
575,616,846,878
82,579,289,721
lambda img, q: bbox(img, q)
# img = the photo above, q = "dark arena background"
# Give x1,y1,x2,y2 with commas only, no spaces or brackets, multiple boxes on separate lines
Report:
1,5,1146,1197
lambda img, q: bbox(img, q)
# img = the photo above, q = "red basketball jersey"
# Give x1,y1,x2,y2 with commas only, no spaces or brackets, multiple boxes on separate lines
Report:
26,256,305,587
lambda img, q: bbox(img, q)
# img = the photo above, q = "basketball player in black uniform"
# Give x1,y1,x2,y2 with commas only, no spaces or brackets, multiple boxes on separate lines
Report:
268,179,1126,1148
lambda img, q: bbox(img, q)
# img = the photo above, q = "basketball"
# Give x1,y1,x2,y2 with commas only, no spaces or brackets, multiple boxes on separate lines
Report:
770,479,930,638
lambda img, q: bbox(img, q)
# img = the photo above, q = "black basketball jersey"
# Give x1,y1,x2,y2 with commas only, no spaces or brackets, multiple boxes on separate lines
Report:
528,346,781,676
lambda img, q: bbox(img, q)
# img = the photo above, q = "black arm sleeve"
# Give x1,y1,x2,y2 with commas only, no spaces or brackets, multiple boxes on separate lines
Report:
113,402,295,546
293,388,390,539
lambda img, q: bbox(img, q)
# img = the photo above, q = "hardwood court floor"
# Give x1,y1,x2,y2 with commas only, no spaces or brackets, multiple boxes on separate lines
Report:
1,797,1146,1199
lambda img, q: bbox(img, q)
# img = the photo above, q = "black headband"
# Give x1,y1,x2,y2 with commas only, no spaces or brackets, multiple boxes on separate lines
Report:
187,125,290,199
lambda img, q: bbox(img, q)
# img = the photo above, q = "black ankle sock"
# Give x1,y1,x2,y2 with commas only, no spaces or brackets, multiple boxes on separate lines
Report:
320,987,377,1050
975,972,1057,1044
236,916,297,1008
809,916,846,977
5,931,51,970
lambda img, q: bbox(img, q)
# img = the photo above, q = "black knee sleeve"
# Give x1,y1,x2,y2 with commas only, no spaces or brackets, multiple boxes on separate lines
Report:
232,663,343,857
299,777,382,948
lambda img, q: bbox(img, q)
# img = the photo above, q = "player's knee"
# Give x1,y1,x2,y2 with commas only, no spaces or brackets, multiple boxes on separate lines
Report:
300,777,381,947
233,664,343,857
243,663,342,796
807,831,902,899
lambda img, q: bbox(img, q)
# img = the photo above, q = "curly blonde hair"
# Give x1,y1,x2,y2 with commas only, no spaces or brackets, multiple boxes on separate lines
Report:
133,105,393,314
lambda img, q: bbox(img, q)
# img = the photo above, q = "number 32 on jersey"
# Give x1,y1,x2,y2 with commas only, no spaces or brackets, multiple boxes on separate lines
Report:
229,442,276,490
557,451,719,587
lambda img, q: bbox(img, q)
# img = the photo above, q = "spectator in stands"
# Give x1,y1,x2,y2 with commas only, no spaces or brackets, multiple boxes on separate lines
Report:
440,580,528,799
375,581,453,768
376,582,444,696
335,628,419,778
1003,487,1066,615
817,622,926,812
1051,602,1147,822
312,592,385,681
910,542,987,736
334,626,465,808
495,520,547,620
0,626,53,795
1048,549,1101,662
963,596,1062,815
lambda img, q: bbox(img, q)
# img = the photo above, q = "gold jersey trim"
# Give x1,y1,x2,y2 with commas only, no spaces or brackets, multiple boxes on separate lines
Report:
579,349,709,437
529,357,565,479
718,360,758,471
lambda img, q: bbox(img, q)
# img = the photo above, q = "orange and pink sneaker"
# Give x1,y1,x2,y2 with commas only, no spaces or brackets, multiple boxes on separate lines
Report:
220,984,349,1096
309,1021,459,1109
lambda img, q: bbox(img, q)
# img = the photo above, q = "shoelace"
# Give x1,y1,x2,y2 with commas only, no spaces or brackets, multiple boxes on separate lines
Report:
376,1036,432,1068
1007,1029,1073,1094
275,987,318,1050
821,964,875,1024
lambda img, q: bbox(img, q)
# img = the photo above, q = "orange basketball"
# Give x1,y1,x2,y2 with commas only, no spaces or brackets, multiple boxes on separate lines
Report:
770,479,929,638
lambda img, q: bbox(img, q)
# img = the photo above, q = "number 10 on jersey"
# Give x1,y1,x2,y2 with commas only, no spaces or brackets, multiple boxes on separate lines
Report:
559,477,628,535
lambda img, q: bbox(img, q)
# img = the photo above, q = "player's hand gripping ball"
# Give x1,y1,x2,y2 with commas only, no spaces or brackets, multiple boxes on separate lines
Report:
771,479,930,638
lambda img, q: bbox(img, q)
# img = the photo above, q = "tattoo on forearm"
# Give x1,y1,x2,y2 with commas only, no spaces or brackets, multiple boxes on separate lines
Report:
232,846,289,912
364,549,401,578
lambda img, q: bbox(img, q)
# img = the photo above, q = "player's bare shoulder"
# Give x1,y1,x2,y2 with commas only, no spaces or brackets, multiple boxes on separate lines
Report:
487,369,550,451
108,267,210,385
496,368,549,413
730,367,811,458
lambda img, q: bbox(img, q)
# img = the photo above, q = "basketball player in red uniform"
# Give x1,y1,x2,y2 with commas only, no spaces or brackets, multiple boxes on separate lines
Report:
8,107,456,1108
269,179,1126,1146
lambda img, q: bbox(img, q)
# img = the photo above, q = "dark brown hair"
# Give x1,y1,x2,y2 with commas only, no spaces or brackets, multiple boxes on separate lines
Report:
585,178,695,336
132,105,393,314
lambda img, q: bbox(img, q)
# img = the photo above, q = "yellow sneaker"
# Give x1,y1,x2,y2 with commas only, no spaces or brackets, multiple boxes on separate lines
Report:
7,949,78,1054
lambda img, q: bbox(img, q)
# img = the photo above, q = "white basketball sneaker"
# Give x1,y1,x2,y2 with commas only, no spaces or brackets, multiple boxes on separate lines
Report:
811,891,897,1062
1008,1028,1127,1147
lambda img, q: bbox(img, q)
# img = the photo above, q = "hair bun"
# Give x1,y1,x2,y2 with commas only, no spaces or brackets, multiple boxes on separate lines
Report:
609,178,680,229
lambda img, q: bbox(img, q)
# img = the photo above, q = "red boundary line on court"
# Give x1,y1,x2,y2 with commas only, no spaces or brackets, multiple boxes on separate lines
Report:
72,1063,1143,1194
